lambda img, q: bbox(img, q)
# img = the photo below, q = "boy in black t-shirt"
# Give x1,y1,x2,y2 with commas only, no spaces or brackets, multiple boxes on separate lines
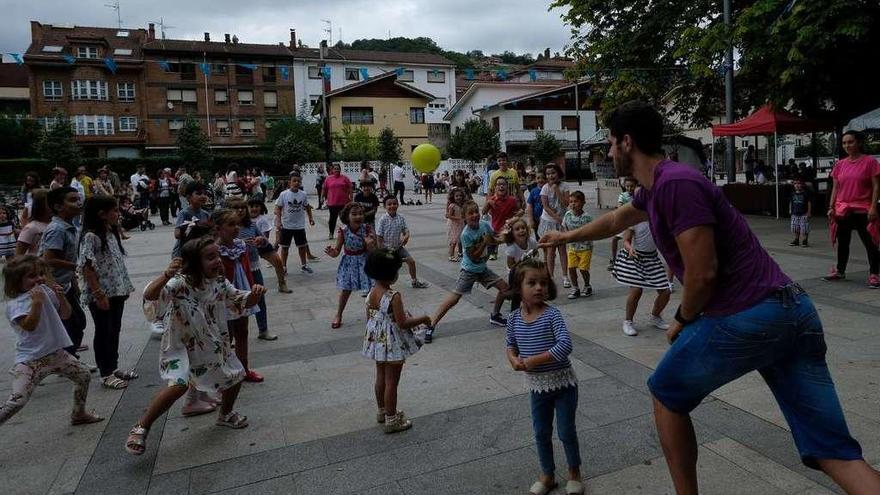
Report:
354,180,381,227
789,178,812,247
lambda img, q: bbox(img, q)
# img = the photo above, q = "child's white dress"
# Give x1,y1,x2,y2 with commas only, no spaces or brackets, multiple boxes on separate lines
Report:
362,290,422,362
143,275,247,391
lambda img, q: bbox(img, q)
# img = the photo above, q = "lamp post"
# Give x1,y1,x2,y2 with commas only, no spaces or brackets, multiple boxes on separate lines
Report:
723,0,736,183
575,81,583,185
320,40,332,169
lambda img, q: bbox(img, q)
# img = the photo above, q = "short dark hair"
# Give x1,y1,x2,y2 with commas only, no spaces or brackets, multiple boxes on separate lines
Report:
364,248,404,281
496,152,508,160
511,258,557,301
607,101,664,155
47,186,77,215
570,190,585,202
359,180,374,188
383,195,398,206
183,181,207,197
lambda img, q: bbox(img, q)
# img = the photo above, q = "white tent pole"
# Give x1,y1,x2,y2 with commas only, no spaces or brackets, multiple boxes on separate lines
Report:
774,131,779,219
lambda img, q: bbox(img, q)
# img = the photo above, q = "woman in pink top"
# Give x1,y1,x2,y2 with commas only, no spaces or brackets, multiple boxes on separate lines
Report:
322,163,353,239
824,130,880,287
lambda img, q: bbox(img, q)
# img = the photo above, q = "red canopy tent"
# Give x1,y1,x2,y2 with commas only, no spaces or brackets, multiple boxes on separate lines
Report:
711,105,830,218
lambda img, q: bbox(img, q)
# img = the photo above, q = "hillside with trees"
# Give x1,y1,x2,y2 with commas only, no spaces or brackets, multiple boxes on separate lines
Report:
333,37,536,70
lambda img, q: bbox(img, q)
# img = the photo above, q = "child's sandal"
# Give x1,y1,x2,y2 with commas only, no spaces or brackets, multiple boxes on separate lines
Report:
114,369,139,380
216,411,249,429
70,411,105,426
529,480,557,495
125,425,149,455
331,318,342,329
102,375,128,389
566,480,585,494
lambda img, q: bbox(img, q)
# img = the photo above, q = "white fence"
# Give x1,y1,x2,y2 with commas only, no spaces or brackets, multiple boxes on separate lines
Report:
293,159,485,193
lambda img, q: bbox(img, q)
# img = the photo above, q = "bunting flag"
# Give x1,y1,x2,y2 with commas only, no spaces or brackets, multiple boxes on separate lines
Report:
158,59,171,71
465,68,474,80
496,68,507,80
103,57,118,74
394,67,404,76
359,67,369,80
62,54,76,64
199,62,210,75
237,63,257,71
528,68,537,81
9,53,23,65
279,65,289,80
321,66,331,79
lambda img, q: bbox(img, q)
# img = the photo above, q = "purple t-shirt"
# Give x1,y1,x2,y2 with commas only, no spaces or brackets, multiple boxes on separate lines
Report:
632,160,790,316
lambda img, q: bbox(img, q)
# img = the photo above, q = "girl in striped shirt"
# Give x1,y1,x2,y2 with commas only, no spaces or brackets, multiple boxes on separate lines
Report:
506,258,584,495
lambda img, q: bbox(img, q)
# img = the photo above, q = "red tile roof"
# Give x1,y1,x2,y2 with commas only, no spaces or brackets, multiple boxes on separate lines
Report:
0,63,29,88
291,47,454,66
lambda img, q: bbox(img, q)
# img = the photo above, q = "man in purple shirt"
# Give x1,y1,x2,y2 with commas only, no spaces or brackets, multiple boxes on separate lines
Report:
540,102,878,494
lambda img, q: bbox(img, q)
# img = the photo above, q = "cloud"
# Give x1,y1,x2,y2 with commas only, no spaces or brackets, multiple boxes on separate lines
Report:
0,0,571,57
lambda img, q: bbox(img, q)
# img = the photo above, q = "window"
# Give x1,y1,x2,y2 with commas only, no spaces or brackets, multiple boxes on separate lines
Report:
77,46,98,59
116,30,129,37
215,119,230,136
307,66,321,79
43,80,63,101
119,116,137,132
73,115,114,135
238,90,254,105
212,63,227,74
239,119,255,136
215,89,228,104
39,117,59,129
309,95,321,108
409,107,425,124
42,45,63,53
117,82,136,102
169,119,184,133
113,48,132,56
344,68,360,81
181,89,197,103
427,70,445,83
341,107,374,125
180,63,196,81
71,80,108,101
398,70,414,82
522,115,544,130
428,102,447,109
262,66,276,83
561,115,578,131
166,88,182,102
492,117,499,133
263,91,278,108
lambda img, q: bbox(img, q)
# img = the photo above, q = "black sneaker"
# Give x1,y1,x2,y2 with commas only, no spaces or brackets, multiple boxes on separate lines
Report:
801,241,809,248
789,239,800,247
489,313,507,327
583,285,593,297
567,288,581,300
424,327,434,344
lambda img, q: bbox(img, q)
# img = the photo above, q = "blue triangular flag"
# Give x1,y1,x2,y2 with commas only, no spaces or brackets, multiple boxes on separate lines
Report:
465,68,474,80
496,69,507,80
238,63,257,71
529,68,537,81
359,67,369,80
63,54,76,64
432,69,439,77
104,57,117,74
158,59,171,71
279,66,289,80
199,62,210,75
321,66,331,78
9,53,23,65
394,67,404,76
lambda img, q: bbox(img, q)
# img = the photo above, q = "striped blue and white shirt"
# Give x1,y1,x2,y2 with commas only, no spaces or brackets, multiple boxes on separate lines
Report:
505,305,572,373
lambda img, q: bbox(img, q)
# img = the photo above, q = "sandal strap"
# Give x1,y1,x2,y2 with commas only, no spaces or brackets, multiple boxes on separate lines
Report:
129,425,148,436
103,376,127,388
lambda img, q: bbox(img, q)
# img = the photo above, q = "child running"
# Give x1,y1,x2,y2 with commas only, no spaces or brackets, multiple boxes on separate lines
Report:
446,187,466,262
505,217,538,312
482,177,521,260
1,255,104,426
274,173,316,275
126,236,266,455
324,203,375,328
229,198,278,342
248,198,293,293
613,220,672,336
362,249,431,433
77,195,136,389
505,258,584,495
538,164,570,287
214,209,264,383
376,196,430,288
430,200,510,342
562,191,594,299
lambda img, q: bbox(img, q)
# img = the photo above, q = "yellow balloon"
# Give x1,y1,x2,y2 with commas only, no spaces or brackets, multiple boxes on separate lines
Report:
411,143,441,174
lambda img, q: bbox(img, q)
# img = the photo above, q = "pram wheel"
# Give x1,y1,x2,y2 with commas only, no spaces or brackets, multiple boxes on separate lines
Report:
148,222,155,230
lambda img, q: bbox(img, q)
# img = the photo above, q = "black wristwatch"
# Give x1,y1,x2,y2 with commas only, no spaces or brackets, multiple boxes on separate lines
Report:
674,306,698,326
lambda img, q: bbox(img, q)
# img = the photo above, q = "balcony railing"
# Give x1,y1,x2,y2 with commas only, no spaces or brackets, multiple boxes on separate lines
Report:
501,129,579,143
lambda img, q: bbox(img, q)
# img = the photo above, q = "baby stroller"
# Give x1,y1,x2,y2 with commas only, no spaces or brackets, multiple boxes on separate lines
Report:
120,199,155,231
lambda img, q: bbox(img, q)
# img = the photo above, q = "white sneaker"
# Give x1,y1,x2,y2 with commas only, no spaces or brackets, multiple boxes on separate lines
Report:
667,281,675,292
622,320,638,336
150,321,165,339
562,276,571,288
649,315,670,330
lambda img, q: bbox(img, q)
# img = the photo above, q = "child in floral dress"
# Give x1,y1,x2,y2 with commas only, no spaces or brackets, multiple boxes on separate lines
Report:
125,235,266,455
446,188,466,262
362,248,431,433
324,203,375,328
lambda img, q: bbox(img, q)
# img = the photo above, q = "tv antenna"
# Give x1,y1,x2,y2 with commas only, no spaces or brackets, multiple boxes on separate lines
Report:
104,0,123,29
150,17,176,39
321,19,332,45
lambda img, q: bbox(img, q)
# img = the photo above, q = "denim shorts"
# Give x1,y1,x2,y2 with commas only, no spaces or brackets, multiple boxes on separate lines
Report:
647,288,863,469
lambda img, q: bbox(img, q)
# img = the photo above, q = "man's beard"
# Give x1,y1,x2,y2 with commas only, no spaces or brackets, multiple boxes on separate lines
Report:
613,150,633,178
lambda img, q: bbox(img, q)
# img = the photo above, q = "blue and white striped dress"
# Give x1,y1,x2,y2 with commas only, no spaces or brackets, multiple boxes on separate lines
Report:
505,305,577,393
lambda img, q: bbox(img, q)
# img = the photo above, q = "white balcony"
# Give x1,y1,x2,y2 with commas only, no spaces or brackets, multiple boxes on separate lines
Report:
501,129,578,143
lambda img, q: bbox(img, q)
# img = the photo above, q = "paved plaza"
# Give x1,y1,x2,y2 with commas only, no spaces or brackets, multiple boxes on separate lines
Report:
0,183,878,495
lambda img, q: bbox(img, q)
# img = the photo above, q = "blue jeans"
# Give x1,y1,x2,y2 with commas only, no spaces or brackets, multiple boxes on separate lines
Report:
252,269,267,333
530,384,581,475
648,288,863,468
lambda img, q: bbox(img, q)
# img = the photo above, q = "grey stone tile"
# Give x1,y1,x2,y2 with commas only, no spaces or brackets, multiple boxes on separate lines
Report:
578,413,664,478
578,389,654,427
398,447,540,495
353,482,405,495
147,470,191,495
207,475,295,495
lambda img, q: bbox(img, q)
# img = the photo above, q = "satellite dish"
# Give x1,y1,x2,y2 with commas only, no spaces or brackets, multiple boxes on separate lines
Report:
167,101,174,110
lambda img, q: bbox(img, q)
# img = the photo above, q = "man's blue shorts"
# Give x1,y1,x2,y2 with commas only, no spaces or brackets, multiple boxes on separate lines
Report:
647,288,863,469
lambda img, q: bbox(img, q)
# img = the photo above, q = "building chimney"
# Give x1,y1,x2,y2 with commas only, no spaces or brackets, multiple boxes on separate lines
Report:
148,23,155,41
232,35,239,44
544,48,550,59
224,33,231,43
289,29,296,49
204,32,210,42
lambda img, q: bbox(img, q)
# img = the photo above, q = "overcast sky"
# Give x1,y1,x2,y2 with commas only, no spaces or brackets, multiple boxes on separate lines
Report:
1,0,572,58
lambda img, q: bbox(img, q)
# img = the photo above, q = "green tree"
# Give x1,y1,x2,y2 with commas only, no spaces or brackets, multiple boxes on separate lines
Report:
494,50,535,66
38,117,79,167
0,118,41,158
266,116,324,165
552,0,880,129
377,127,403,166
176,115,211,168
334,124,378,161
530,131,562,165
447,119,500,163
